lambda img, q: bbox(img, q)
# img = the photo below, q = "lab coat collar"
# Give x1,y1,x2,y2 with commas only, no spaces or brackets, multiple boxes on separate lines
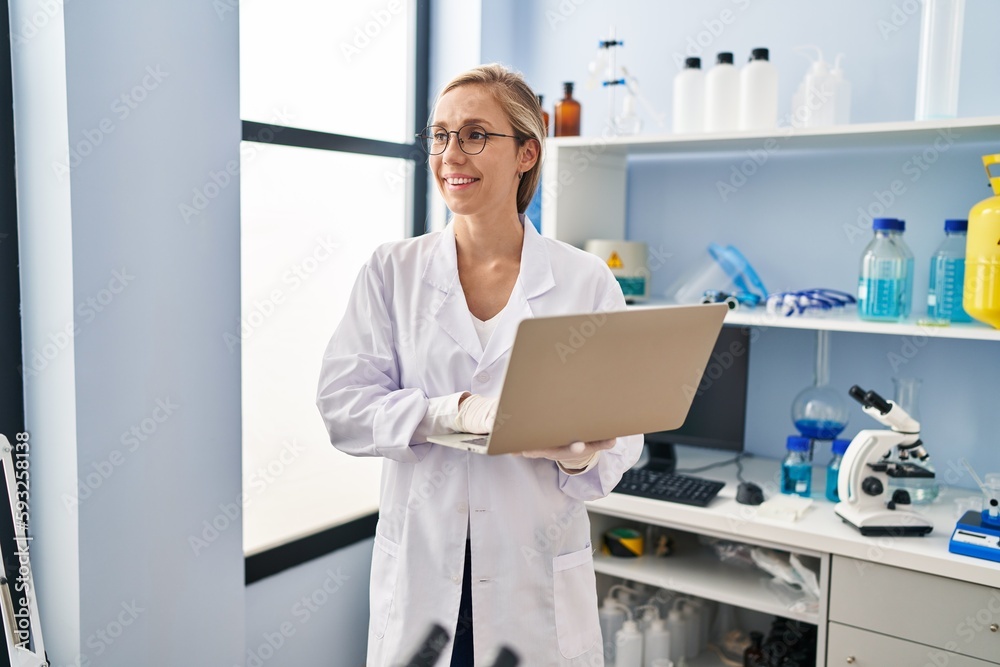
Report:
422,216,555,369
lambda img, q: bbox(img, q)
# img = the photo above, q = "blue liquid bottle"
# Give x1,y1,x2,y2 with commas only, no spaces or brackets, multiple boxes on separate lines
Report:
927,219,972,322
825,438,850,502
858,218,914,321
781,436,812,497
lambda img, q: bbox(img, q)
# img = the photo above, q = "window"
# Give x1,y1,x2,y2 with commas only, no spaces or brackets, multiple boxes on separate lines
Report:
239,0,429,560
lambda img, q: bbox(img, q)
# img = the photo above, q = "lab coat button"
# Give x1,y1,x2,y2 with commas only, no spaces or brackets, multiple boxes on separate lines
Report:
456,503,468,514
475,372,490,383
452,575,461,584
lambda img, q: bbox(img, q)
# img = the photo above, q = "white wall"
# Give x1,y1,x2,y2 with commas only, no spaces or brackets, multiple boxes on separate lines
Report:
12,1,243,664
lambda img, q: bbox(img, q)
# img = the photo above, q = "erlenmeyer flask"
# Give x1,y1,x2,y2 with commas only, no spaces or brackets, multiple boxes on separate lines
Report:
791,330,849,440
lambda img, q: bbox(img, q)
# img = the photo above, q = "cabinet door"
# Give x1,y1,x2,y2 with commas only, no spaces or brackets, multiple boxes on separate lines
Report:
829,556,1000,663
828,623,998,667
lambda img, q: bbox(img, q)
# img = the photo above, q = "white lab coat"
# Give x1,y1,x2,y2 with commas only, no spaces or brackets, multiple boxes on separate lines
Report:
317,218,643,666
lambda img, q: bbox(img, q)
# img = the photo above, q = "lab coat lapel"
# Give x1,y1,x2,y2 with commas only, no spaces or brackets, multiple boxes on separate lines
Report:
478,219,555,373
422,224,484,363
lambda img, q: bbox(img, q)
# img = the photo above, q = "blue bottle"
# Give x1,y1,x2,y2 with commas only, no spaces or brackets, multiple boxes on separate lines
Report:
781,436,812,497
858,218,914,321
927,219,972,322
825,439,850,502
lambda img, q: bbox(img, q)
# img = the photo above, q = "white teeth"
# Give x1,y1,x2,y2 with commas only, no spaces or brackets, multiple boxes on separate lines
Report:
446,177,478,185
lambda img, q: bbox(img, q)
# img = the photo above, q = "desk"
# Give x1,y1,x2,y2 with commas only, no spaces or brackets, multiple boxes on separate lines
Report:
587,447,1000,666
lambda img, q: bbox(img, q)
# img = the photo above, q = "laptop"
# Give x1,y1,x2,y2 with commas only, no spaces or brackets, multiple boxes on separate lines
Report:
427,303,728,455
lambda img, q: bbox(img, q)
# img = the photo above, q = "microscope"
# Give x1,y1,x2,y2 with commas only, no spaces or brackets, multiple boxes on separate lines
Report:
834,385,934,537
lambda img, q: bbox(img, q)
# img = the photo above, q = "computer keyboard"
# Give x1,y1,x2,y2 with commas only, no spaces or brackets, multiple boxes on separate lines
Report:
613,467,726,507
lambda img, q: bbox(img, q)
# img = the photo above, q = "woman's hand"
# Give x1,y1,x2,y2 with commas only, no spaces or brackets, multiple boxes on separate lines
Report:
521,439,617,471
454,393,499,434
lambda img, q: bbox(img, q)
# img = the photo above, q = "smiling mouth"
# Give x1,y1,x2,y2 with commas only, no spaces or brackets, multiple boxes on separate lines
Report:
444,177,480,186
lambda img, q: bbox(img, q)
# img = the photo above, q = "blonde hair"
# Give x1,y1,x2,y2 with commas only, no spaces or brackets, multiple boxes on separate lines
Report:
433,64,545,215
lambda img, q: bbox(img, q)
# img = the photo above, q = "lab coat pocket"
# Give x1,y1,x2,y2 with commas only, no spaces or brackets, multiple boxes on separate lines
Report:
552,545,601,659
371,532,400,640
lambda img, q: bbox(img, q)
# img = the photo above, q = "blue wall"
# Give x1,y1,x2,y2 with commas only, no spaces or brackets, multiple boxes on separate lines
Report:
484,0,1000,484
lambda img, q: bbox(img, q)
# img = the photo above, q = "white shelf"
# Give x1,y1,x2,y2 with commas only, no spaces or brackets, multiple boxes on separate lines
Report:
627,300,1000,341
593,546,820,625
546,115,1000,155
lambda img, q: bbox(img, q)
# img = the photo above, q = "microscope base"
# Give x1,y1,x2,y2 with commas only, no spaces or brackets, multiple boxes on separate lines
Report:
835,503,933,537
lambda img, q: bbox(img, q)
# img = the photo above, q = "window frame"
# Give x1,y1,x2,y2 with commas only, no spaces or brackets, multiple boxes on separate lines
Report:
241,0,431,583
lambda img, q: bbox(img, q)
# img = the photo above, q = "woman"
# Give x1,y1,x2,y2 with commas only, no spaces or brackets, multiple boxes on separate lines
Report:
316,64,643,666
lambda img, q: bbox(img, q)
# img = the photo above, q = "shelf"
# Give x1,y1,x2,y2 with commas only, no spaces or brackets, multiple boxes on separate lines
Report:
545,115,1000,156
626,300,1000,341
593,546,820,625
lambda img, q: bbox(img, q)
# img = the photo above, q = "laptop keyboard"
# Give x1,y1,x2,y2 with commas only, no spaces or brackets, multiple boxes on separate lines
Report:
613,468,725,507
462,437,488,446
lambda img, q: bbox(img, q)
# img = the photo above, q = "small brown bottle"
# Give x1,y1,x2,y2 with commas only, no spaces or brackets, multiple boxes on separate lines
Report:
743,631,764,666
537,95,550,136
554,82,581,137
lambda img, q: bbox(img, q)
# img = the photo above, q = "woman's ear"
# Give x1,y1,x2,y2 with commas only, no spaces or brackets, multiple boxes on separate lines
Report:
518,138,540,174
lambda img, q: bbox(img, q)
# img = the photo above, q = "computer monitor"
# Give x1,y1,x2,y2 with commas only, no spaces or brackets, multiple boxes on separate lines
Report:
642,325,750,472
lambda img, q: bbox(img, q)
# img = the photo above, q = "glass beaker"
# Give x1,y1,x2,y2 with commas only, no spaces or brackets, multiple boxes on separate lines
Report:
791,330,849,440
886,377,940,504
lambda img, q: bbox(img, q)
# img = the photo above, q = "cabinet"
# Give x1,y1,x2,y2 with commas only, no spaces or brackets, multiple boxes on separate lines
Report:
586,448,1000,667
546,117,1000,666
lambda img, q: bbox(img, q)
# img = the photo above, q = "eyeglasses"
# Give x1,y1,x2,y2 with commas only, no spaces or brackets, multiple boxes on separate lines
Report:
416,124,523,155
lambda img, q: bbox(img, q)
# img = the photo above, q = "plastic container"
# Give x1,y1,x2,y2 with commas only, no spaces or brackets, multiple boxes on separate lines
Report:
965,154,1000,328
705,52,738,132
615,619,644,667
665,243,767,305
858,218,914,321
928,219,972,323
915,0,965,120
643,615,672,667
781,436,812,497
825,438,850,502
664,604,688,665
673,57,705,134
682,600,701,659
738,48,778,130
831,54,852,124
599,595,626,665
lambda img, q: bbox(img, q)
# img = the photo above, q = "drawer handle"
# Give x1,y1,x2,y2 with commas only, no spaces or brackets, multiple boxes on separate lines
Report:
846,658,856,664
991,623,998,633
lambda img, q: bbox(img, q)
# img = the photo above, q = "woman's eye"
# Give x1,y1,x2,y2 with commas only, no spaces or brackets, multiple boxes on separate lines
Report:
467,131,486,140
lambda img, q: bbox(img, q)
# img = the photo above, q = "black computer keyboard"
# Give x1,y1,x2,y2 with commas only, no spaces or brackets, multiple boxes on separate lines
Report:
613,468,726,507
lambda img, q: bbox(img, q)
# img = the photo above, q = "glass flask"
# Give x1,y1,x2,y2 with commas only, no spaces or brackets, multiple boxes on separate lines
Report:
886,377,940,504
791,330,850,440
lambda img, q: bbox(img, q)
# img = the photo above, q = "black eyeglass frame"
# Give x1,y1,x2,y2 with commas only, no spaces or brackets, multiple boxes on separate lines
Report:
415,123,524,156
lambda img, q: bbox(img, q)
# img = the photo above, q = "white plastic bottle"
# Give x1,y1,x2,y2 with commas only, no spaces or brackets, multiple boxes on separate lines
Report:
643,615,672,667
616,619,644,667
831,54,851,124
665,602,688,664
599,595,626,665
682,600,701,659
738,47,778,130
804,52,836,127
672,57,705,134
704,52,738,132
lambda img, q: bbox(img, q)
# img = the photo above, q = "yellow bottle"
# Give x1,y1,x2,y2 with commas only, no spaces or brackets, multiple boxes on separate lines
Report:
964,154,1000,328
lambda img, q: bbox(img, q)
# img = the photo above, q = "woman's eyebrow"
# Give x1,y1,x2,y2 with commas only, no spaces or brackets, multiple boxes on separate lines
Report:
430,117,495,128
